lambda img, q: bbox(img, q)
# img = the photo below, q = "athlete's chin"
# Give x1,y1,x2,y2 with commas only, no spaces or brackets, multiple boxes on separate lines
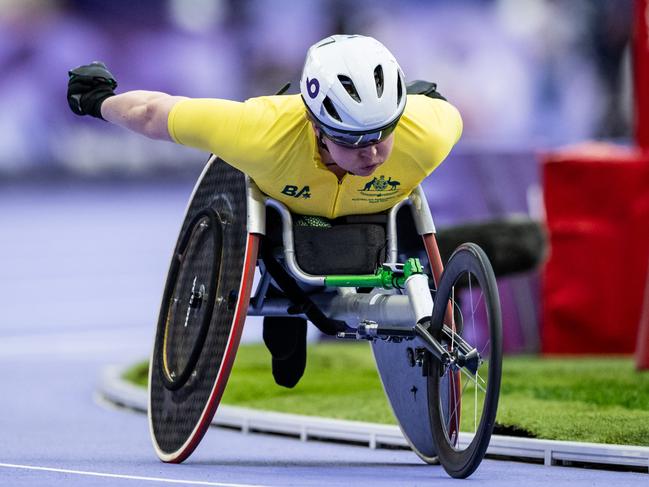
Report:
357,164,380,176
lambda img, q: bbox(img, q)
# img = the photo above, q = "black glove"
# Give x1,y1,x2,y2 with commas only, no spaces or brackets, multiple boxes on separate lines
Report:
67,62,118,120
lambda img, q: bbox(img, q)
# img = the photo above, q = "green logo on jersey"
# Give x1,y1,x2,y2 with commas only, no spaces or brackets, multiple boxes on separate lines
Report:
281,185,311,199
358,175,400,196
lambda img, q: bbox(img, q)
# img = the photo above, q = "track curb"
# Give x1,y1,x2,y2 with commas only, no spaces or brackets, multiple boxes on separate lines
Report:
99,364,649,472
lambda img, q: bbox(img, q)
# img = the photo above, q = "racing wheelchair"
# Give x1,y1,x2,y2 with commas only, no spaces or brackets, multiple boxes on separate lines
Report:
147,155,502,479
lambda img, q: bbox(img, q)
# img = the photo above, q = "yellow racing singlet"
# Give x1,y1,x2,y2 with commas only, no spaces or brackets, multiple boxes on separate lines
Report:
168,94,462,218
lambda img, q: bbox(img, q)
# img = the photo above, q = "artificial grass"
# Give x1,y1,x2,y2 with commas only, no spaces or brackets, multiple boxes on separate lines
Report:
498,356,649,445
125,342,649,446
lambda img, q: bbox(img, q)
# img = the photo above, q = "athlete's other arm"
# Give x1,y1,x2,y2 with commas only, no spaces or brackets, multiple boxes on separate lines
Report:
67,61,186,141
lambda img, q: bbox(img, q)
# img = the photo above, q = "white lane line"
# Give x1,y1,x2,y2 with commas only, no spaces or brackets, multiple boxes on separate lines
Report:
0,463,268,487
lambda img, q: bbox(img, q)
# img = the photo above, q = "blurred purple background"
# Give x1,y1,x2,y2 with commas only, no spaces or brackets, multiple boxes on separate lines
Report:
0,0,635,353
0,0,633,175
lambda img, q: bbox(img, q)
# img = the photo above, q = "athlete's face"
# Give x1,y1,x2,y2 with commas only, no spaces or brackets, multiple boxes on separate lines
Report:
321,133,395,177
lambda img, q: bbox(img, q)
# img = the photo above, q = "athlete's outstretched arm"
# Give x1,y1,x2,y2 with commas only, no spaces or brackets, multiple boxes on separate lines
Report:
101,91,187,141
67,61,186,141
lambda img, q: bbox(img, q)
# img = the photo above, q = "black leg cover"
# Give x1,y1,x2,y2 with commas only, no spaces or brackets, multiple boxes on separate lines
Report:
263,316,307,388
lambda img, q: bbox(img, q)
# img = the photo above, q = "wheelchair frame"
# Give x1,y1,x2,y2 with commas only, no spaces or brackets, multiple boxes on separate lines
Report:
148,156,501,479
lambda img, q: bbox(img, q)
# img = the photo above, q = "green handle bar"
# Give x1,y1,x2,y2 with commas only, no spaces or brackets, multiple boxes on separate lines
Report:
323,258,424,289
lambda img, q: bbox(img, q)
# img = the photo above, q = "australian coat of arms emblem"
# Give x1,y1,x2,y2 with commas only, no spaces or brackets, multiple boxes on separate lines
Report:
359,175,401,196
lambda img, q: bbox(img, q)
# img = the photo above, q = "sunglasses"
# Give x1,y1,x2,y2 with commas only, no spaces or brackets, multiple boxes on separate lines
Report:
318,117,400,149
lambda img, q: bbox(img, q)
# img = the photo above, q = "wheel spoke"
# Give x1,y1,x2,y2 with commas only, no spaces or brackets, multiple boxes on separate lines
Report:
468,274,477,342
474,377,478,431
459,366,487,393
452,372,461,444
472,291,484,315
480,340,491,356
446,370,468,444
451,287,456,352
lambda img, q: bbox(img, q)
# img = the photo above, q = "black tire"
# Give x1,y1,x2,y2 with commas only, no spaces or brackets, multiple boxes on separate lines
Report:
428,243,502,478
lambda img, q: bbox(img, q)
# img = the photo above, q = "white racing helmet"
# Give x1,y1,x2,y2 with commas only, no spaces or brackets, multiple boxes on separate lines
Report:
300,35,407,148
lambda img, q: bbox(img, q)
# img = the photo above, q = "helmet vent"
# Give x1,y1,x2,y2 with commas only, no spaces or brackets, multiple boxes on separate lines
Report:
396,72,403,105
322,96,342,122
374,65,384,98
317,38,336,48
338,75,361,103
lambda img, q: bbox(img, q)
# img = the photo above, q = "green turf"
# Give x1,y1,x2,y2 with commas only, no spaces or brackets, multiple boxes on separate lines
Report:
126,342,649,446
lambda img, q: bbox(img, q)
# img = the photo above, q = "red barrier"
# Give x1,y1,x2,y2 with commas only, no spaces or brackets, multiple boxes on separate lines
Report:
634,0,649,368
542,0,649,365
542,144,649,355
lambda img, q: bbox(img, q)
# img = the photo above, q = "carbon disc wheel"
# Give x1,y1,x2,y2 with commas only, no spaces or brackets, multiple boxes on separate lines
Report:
148,157,259,463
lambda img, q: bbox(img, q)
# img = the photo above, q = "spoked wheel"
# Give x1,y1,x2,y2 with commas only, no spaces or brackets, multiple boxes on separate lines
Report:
428,243,502,478
148,157,259,463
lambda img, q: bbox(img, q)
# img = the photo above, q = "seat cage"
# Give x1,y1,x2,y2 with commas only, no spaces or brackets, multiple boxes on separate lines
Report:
245,177,437,286
246,177,442,328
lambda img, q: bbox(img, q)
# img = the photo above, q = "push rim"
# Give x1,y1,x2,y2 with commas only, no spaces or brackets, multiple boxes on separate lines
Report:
158,208,223,391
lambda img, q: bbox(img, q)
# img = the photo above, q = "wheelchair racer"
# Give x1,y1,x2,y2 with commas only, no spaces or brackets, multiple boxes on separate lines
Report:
67,34,463,388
